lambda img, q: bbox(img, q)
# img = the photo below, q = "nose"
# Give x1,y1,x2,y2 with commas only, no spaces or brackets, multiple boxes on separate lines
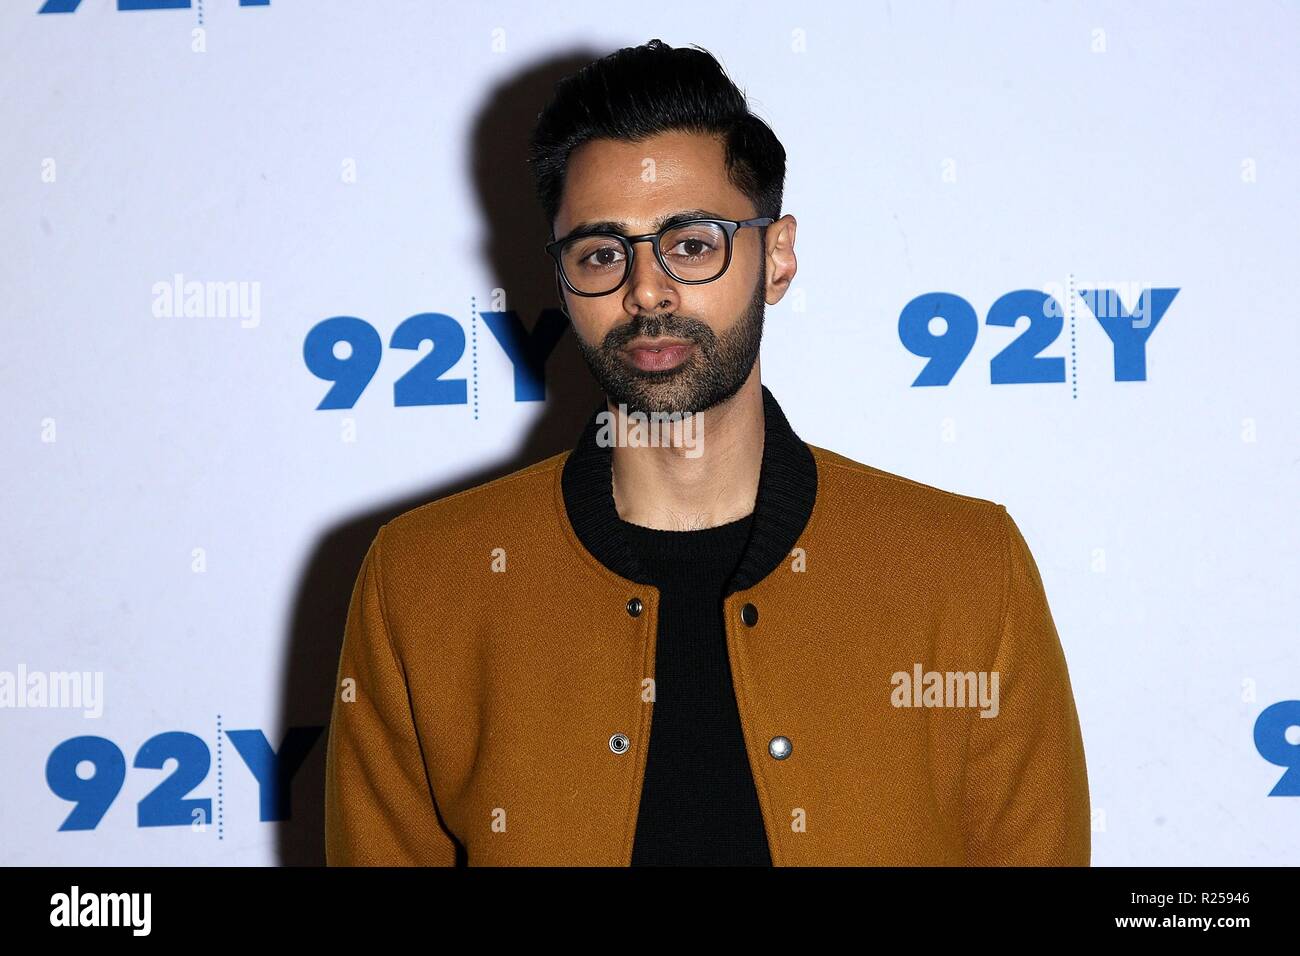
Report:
623,237,680,314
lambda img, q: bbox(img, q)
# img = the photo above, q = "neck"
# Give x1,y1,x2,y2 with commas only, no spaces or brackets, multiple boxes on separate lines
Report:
609,366,764,531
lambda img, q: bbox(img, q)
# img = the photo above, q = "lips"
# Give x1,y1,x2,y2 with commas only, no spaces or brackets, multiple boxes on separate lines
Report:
625,336,692,351
623,339,695,372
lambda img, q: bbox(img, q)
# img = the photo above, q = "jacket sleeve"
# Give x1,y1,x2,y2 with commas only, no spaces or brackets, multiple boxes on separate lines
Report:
324,525,459,865
961,506,1091,866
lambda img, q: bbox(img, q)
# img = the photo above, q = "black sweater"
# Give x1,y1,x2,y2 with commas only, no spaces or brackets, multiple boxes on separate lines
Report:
618,512,774,866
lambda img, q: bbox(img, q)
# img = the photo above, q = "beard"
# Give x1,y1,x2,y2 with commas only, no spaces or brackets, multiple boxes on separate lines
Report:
572,262,766,417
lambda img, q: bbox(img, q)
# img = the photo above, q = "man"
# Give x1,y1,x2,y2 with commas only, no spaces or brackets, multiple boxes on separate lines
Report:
324,39,1090,866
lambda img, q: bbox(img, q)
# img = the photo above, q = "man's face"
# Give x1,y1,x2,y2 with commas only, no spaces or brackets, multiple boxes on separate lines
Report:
552,130,785,417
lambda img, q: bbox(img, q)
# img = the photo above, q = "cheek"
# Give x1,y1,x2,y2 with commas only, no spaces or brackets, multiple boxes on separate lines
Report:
693,270,752,319
569,307,619,348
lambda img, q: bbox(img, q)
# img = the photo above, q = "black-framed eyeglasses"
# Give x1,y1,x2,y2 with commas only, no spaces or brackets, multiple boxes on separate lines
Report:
544,216,775,298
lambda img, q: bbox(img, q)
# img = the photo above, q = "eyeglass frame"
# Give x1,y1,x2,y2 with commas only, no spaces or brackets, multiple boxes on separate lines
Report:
544,216,775,298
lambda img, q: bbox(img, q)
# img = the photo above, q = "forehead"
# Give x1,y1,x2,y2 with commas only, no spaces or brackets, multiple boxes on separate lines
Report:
554,130,752,236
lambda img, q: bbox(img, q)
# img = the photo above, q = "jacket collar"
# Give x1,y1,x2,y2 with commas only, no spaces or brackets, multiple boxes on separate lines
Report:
560,383,818,596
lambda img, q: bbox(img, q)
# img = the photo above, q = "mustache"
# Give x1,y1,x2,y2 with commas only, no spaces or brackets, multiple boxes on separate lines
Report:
601,314,717,350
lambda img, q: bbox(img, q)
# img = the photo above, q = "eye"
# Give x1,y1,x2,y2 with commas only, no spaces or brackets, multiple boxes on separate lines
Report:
660,222,726,262
665,236,716,259
585,245,625,267
564,236,626,272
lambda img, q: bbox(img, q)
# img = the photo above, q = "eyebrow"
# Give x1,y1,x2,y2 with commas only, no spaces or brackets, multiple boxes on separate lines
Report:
560,208,728,241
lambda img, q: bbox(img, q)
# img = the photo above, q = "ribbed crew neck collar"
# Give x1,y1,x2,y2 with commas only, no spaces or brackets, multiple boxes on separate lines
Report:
559,384,818,596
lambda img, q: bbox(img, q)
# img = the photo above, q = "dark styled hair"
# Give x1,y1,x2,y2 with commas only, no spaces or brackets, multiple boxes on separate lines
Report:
528,38,786,237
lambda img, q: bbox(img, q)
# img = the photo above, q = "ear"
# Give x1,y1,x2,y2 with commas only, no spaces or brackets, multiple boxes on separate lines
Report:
763,214,798,305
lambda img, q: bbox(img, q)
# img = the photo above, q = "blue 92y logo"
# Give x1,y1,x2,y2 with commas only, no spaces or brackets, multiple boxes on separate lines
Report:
900,286,1178,386
46,728,322,830
303,310,568,410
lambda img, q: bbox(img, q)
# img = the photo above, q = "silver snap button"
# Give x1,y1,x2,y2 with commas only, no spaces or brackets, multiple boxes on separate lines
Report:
768,735,792,760
609,732,630,754
626,597,643,617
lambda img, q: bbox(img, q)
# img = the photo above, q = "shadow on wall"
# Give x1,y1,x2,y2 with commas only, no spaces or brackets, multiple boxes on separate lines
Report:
275,49,606,866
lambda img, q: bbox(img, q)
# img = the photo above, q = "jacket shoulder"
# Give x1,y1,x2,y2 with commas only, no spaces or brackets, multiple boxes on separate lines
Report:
808,443,1004,515
381,450,569,547
805,444,1018,634
805,442,1014,563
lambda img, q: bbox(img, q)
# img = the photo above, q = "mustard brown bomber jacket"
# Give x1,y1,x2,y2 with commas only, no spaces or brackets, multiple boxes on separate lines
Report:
324,384,1091,866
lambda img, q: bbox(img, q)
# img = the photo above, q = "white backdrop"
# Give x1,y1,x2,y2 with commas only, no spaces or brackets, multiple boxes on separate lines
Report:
2,0,1297,865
